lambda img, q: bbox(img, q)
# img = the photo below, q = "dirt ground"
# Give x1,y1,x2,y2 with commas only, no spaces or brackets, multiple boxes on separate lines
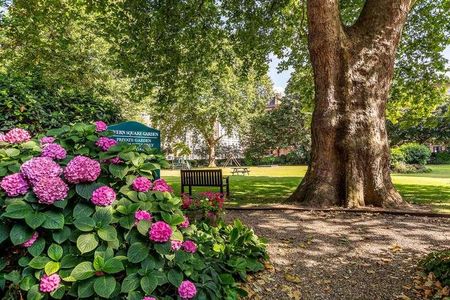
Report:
226,210,450,300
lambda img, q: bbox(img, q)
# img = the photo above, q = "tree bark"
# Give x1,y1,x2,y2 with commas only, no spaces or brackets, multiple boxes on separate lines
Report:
289,0,414,208
207,139,217,167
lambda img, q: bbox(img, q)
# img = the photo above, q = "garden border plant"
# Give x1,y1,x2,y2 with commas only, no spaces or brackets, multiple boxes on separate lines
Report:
0,122,267,300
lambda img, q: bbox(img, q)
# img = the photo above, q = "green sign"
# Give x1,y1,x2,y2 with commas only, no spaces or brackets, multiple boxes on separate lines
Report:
108,121,161,149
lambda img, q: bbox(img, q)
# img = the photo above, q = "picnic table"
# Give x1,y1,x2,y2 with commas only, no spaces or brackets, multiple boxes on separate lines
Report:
231,167,250,175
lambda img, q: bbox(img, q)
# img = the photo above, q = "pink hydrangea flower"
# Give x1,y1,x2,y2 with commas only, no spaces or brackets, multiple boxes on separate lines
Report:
179,216,189,229
0,173,29,197
96,137,117,151
135,210,152,223
143,297,157,300
40,136,55,145
0,133,6,142
132,177,152,192
33,177,68,204
107,156,123,164
182,194,193,209
178,280,197,299
41,143,67,160
64,156,101,184
20,157,63,184
152,179,173,193
182,240,197,253
171,240,182,251
95,121,108,132
149,221,172,242
91,186,116,206
4,128,31,144
39,274,60,293
22,232,39,247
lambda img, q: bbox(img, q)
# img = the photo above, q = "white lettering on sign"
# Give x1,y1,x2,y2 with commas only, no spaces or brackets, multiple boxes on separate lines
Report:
111,130,158,137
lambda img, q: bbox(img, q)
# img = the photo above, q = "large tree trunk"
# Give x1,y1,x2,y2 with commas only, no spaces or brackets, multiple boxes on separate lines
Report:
289,0,414,208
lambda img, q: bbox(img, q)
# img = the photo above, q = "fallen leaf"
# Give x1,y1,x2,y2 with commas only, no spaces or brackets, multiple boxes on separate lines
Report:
284,273,301,284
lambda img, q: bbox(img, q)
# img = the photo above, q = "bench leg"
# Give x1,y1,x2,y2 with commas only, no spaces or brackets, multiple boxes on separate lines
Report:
226,181,230,197
220,185,223,195
181,185,185,195
189,186,192,196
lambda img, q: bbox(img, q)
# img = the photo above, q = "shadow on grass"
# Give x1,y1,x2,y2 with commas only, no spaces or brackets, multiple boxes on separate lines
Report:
164,175,450,212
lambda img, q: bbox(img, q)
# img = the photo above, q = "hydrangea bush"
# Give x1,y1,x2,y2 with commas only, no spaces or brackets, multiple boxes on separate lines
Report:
0,123,267,299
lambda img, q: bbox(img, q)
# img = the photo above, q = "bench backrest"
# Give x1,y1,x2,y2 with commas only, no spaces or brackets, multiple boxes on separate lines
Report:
181,169,223,186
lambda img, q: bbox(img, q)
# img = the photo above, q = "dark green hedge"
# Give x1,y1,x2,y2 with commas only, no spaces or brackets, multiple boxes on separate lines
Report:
0,72,122,134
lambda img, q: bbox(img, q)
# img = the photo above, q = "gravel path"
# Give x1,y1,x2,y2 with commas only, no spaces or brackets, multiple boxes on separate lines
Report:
226,210,450,300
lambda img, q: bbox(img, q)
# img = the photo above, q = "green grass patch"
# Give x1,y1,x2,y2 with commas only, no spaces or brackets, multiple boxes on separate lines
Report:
162,165,450,213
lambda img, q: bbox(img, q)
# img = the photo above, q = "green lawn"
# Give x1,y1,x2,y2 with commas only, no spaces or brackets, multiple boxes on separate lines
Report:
161,165,450,213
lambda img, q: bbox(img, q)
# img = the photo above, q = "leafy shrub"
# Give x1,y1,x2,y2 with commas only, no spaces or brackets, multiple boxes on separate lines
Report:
396,143,431,165
181,192,225,226
0,123,267,299
390,148,406,165
429,151,450,164
391,162,432,174
0,72,122,134
421,250,450,287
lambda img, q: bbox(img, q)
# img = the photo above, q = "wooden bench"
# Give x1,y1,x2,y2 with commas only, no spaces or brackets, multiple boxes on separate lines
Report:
181,169,229,197
231,167,250,175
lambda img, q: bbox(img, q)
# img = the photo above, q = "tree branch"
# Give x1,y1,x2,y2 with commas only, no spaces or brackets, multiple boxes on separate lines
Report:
351,0,414,41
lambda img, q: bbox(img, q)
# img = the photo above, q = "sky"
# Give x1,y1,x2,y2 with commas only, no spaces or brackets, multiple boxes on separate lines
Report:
269,45,450,93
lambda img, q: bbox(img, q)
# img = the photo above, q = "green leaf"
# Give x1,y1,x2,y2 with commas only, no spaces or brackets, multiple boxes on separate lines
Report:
28,256,51,269
71,262,95,280
127,242,149,263
119,215,134,229
28,238,45,257
73,216,96,232
5,148,20,157
42,211,64,229
25,211,46,229
73,203,94,219
19,257,31,267
20,275,36,291
48,244,63,261
10,224,33,245
97,225,117,242
4,270,21,284
121,273,140,293
140,275,158,294
60,254,79,269
3,200,33,219
94,276,116,298
50,286,65,299
27,284,44,300
76,183,104,200
109,164,128,179
93,256,105,271
77,277,95,298
0,223,9,244
103,257,124,274
168,269,183,287
77,233,99,254
44,261,60,275
53,198,68,209
52,226,71,244
137,220,151,236
93,207,113,227
154,242,171,255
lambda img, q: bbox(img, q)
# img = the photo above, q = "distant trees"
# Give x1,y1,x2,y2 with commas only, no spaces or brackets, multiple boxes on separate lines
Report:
243,95,311,162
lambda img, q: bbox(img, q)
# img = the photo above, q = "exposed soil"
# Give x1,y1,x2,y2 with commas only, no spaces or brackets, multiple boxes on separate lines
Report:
226,210,450,300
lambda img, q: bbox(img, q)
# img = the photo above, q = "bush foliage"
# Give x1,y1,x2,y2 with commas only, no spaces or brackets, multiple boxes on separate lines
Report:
0,72,122,134
0,123,267,299
421,250,450,287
